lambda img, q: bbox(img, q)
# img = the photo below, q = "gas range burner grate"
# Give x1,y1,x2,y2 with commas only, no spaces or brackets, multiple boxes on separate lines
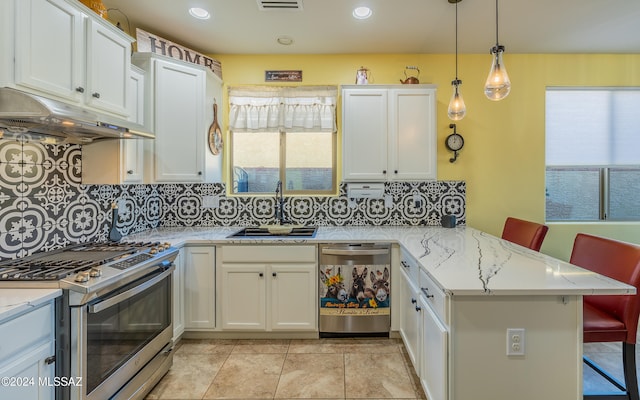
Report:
0,241,163,281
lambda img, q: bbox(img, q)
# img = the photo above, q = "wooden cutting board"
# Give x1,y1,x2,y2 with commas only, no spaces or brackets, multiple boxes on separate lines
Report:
208,100,223,155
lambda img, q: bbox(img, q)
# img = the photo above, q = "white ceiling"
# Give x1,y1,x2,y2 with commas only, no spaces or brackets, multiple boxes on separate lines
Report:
101,0,640,55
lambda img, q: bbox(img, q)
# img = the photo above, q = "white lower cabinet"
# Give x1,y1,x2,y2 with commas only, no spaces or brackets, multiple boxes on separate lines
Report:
420,295,448,400
399,267,421,371
184,246,216,330
399,250,450,400
220,263,267,330
172,248,185,340
219,245,317,332
0,301,56,400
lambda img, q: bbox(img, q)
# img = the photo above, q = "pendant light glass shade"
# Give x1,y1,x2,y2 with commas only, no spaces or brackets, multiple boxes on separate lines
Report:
484,45,511,100
448,79,466,120
484,0,510,101
447,0,465,120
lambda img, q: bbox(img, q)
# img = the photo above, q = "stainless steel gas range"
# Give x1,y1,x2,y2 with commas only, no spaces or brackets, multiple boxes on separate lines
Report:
0,241,178,400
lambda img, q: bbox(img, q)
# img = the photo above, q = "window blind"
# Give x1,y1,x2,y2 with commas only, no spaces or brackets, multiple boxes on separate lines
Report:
546,88,640,166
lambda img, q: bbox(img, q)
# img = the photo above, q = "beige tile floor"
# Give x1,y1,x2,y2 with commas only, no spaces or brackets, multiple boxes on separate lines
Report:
583,341,638,395
145,337,635,399
146,338,426,400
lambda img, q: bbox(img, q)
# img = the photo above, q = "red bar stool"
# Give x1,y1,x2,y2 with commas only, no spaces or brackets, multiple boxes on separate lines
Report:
501,217,549,251
570,233,640,400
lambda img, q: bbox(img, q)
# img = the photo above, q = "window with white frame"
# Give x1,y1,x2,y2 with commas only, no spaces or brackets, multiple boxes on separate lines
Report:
228,86,337,195
545,87,640,221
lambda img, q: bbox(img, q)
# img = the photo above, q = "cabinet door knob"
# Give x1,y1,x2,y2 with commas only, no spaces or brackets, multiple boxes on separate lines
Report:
127,170,134,175
44,355,56,365
382,170,387,174
411,298,417,304
75,86,85,93
92,92,100,98
272,272,277,277
259,272,264,277
394,170,398,174
415,305,422,312
198,171,203,176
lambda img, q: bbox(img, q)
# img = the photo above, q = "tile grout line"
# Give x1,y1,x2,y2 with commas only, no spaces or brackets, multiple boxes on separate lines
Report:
200,340,235,400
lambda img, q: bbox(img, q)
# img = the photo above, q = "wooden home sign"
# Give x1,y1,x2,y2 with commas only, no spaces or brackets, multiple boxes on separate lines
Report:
136,28,222,79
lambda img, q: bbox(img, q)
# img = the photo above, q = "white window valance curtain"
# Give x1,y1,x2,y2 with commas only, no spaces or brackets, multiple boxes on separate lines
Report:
228,86,337,132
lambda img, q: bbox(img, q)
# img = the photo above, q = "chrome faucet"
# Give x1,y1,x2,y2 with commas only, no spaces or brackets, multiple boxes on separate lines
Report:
275,180,290,225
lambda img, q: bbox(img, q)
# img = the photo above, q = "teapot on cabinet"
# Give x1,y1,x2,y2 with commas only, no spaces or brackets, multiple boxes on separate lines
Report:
400,66,420,84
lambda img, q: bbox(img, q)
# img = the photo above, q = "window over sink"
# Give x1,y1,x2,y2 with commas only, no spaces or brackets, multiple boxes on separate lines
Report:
228,86,337,195
545,87,640,221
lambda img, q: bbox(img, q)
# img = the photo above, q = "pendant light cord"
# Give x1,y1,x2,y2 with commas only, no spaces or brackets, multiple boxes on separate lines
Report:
455,1,459,80
495,0,499,45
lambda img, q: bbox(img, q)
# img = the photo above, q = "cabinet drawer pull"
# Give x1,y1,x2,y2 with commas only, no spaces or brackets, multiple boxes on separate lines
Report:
127,170,134,175
92,92,100,98
45,355,56,365
75,86,85,93
401,260,410,269
421,287,434,299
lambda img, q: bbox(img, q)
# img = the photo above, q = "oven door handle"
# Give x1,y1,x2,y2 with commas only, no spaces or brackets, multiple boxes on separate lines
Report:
321,248,389,256
88,266,174,314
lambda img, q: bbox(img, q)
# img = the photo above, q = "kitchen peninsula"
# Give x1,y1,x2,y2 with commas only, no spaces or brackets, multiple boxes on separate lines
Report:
125,225,634,400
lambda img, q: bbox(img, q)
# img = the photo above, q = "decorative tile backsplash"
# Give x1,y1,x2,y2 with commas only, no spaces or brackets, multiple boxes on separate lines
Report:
0,138,465,260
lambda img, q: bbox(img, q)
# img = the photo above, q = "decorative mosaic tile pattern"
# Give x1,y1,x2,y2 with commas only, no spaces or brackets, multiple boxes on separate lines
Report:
0,136,465,260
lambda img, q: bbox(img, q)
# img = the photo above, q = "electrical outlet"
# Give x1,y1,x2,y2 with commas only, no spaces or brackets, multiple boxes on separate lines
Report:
385,195,393,208
506,328,525,356
412,193,423,208
202,195,219,209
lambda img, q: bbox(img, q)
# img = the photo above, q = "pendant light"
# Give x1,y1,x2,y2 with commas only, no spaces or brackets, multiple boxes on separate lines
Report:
447,0,466,120
484,0,511,101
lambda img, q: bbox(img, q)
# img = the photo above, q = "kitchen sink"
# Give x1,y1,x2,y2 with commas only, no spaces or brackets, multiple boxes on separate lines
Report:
227,226,318,238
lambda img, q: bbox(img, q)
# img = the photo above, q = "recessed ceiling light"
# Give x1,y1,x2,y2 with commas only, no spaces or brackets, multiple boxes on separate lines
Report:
277,36,294,45
189,7,210,19
353,6,372,20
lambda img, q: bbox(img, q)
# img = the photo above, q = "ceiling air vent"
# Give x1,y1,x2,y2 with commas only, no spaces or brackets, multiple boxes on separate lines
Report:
257,0,303,11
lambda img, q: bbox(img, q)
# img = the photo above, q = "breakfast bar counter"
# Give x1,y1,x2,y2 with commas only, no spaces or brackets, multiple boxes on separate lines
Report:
126,225,633,297
125,225,633,399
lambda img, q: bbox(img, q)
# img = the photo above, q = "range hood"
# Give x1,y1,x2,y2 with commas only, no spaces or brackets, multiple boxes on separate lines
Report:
0,87,154,144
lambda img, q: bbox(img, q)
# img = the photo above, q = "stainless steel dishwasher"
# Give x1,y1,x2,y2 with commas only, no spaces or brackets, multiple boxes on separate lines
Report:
319,243,391,336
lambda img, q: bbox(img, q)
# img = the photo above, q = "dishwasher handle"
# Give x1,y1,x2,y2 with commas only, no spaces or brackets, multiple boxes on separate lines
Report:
321,248,389,256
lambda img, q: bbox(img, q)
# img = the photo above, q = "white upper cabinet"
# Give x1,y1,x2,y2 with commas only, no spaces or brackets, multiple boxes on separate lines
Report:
342,88,389,181
84,17,131,116
342,85,437,181
133,53,223,183
3,0,132,117
82,66,146,184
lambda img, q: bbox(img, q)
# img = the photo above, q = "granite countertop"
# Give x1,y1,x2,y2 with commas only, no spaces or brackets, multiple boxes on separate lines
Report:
0,289,61,322
125,225,635,297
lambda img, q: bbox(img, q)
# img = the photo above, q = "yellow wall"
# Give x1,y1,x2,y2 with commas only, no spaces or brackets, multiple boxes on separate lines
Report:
212,53,640,260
